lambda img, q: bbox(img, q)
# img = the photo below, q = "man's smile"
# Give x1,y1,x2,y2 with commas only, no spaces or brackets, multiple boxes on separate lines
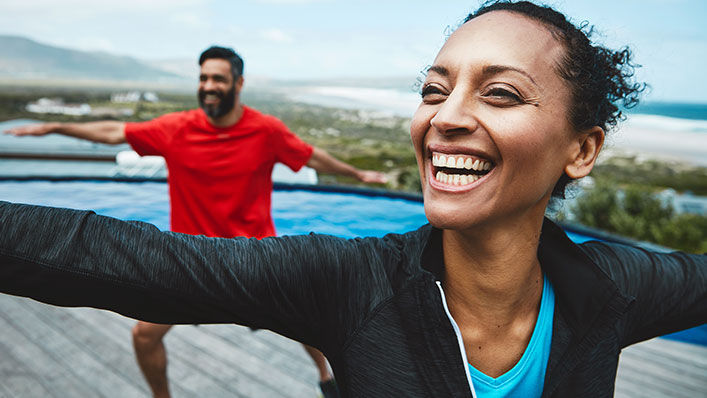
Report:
201,92,222,105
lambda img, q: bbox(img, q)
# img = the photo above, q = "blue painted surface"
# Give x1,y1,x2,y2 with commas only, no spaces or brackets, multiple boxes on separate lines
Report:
0,180,703,346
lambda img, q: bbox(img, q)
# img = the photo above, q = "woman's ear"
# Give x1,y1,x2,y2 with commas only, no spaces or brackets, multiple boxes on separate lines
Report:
565,126,605,179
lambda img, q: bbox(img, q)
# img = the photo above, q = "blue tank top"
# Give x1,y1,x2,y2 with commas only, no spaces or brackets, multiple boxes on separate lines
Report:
468,275,555,398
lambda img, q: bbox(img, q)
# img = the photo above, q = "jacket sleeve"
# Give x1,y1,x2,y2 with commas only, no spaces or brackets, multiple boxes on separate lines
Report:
582,241,706,346
0,201,395,352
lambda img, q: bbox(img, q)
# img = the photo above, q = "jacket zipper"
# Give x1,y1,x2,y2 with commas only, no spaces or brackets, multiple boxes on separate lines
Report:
436,281,478,398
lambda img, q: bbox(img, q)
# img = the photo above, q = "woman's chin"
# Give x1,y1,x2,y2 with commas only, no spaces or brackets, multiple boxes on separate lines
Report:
423,203,483,231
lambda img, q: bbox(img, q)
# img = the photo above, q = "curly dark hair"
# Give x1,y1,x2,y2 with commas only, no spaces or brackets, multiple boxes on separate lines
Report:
465,1,646,197
199,46,244,81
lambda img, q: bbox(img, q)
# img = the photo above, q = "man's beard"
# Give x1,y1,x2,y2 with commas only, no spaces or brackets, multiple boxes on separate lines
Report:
198,84,237,119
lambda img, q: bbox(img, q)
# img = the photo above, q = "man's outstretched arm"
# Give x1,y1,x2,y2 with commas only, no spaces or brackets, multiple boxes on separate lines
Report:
4,121,127,145
306,147,387,184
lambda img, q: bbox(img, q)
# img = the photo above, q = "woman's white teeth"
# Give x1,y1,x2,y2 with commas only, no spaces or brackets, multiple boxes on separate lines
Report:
435,171,480,186
432,153,490,171
431,153,492,186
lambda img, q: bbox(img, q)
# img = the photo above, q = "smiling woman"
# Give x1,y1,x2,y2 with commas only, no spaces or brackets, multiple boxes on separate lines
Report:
0,1,704,398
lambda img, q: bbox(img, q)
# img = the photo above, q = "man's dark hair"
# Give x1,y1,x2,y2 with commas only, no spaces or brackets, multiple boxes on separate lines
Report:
199,46,244,80
465,0,646,198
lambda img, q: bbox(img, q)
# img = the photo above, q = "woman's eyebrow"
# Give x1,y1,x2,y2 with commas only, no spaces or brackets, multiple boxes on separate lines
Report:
428,64,539,87
482,64,538,86
426,65,449,76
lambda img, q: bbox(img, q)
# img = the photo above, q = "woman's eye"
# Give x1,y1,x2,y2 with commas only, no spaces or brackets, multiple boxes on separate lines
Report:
420,85,446,102
485,87,522,102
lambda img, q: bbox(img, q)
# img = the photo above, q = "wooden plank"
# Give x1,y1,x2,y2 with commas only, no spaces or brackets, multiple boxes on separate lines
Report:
630,338,707,368
63,304,240,398
15,301,151,395
616,339,707,397
65,303,314,398
200,324,320,382
170,324,316,397
0,340,55,398
0,297,102,397
0,298,113,398
618,346,706,389
1,296,145,397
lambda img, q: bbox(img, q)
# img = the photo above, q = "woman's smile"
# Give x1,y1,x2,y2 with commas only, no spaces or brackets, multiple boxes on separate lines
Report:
428,148,495,191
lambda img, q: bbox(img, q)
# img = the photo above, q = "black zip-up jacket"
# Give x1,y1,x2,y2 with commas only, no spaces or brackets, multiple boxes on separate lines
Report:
0,201,705,397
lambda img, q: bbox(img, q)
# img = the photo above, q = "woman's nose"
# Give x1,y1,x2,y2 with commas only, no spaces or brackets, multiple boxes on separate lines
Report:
430,91,479,136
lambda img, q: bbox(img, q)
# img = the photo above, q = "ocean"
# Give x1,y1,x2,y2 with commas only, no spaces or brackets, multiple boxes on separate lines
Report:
632,101,707,121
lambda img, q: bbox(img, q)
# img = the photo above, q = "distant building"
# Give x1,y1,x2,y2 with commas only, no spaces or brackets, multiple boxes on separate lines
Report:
26,98,91,116
111,91,159,103
90,107,135,117
143,92,159,102
658,189,707,216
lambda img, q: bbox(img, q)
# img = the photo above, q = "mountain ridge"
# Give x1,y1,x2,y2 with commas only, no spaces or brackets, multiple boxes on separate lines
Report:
0,35,187,82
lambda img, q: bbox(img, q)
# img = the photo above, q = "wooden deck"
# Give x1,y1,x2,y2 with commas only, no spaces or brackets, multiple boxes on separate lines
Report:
1,294,705,397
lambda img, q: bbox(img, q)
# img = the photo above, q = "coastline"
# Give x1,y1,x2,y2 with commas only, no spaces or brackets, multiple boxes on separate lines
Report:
603,115,707,167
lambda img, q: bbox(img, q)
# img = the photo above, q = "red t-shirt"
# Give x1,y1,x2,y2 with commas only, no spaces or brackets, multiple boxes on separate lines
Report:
125,106,313,238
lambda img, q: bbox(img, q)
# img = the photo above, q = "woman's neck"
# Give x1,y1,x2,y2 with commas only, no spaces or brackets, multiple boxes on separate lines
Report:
442,222,547,377
441,218,544,324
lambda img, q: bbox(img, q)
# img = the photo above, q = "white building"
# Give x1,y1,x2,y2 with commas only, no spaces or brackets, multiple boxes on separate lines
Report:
111,91,159,103
26,98,91,116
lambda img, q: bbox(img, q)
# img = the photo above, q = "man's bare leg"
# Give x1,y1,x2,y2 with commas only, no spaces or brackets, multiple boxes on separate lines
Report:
302,344,339,397
132,322,174,398
302,344,333,381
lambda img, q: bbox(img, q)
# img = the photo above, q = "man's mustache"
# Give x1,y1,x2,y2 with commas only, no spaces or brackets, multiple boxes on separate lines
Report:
199,90,224,99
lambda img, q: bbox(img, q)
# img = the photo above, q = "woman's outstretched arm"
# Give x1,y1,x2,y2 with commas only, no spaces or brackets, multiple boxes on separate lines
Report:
582,240,707,346
0,201,392,351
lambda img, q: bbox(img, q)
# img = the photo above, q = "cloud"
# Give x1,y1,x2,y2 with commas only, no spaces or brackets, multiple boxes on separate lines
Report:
261,28,294,43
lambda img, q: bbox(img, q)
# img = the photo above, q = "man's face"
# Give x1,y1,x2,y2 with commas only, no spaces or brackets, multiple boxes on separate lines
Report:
198,58,238,119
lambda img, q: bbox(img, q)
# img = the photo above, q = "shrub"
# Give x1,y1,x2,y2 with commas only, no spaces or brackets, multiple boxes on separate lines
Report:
571,182,706,253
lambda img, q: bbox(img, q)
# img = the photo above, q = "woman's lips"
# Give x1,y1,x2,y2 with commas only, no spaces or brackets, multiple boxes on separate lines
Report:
429,151,494,188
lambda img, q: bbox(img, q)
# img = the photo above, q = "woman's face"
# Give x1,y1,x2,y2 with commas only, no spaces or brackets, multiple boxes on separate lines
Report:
412,11,582,231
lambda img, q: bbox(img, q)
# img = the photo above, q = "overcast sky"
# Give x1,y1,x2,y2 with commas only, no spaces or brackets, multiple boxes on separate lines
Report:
1,0,705,103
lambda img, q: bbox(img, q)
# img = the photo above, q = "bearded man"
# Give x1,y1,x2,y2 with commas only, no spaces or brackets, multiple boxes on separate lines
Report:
6,46,385,398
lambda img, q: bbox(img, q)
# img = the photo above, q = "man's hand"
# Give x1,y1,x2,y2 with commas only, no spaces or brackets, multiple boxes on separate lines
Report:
307,147,389,186
4,121,126,145
355,170,388,184
4,123,57,137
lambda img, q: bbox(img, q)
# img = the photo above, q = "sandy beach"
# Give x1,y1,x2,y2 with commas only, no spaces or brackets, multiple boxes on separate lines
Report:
603,115,707,167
